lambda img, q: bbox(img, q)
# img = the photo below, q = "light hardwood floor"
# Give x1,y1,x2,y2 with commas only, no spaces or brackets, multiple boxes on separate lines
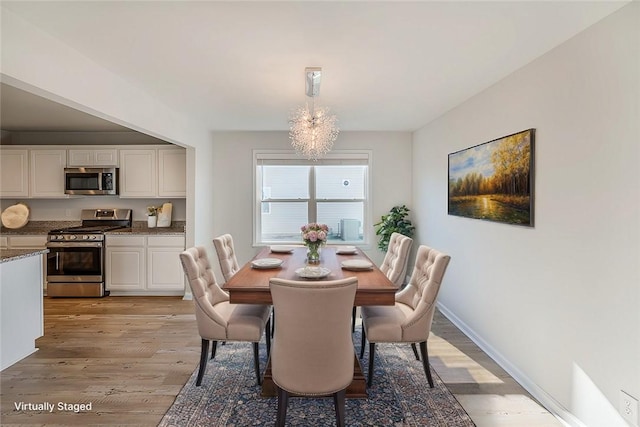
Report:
0,297,563,426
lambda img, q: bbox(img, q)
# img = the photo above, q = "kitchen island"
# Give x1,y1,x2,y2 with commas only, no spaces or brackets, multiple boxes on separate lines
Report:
0,248,48,370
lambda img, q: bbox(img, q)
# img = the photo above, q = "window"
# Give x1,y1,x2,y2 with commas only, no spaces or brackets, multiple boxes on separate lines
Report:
254,151,371,245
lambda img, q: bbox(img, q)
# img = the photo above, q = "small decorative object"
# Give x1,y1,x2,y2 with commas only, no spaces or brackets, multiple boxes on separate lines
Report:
1,202,30,229
301,222,329,264
157,202,173,227
374,205,415,252
448,129,535,226
147,206,157,228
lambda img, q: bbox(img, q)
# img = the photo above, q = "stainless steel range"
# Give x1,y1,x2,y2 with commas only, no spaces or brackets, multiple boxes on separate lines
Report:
46,209,132,297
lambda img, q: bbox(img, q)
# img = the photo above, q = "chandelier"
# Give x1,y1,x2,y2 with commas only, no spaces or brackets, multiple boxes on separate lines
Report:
289,67,339,160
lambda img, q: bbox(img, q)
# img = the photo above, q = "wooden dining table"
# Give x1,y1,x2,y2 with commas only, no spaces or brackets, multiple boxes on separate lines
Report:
224,245,397,306
223,245,397,398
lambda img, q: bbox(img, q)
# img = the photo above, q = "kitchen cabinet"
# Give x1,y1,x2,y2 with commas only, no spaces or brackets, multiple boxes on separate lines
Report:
158,149,186,197
30,150,67,198
119,150,157,198
146,236,185,291
105,235,146,292
68,149,118,166
6,235,47,249
119,147,186,198
1,252,44,371
0,149,29,198
3,235,48,293
105,234,184,295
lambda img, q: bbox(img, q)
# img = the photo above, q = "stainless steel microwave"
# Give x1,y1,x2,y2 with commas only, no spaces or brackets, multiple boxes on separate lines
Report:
64,167,118,195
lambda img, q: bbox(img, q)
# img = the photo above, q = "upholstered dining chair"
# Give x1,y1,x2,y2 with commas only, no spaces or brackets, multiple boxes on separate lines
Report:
380,232,414,287
269,277,358,427
179,246,271,386
359,245,450,388
212,234,240,283
351,233,413,332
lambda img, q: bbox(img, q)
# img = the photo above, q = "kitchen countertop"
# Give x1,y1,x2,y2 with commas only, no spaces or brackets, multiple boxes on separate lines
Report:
0,248,49,264
0,221,185,236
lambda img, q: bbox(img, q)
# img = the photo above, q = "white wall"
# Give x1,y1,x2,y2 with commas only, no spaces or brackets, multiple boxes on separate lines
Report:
211,131,412,279
0,8,215,254
413,4,639,426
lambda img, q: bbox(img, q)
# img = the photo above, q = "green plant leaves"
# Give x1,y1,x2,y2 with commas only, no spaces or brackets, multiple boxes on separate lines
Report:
374,204,415,252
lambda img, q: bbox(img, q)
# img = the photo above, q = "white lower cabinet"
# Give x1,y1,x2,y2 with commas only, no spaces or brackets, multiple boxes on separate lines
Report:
3,235,48,293
147,236,185,291
106,234,184,295
106,236,146,292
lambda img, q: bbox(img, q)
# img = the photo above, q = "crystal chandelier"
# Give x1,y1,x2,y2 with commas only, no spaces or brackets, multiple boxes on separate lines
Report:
289,67,339,160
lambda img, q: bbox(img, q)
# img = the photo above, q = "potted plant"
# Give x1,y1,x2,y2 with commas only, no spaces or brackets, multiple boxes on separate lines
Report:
374,205,415,252
147,206,157,228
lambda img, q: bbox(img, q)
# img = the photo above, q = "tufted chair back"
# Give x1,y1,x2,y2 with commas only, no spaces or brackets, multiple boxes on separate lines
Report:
213,234,241,282
379,232,413,287
395,245,450,342
269,277,358,426
179,246,230,340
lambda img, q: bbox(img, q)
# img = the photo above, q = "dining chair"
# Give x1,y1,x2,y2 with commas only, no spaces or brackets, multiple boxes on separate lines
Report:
351,233,413,332
359,245,450,388
380,232,414,287
269,277,358,427
179,246,271,386
212,234,240,283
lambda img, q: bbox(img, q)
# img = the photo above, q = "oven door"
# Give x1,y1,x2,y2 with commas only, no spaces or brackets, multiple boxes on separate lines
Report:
46,241,106,297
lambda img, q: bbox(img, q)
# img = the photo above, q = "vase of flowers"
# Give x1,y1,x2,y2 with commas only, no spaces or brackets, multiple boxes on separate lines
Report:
301,222,328,264
147,206,157,228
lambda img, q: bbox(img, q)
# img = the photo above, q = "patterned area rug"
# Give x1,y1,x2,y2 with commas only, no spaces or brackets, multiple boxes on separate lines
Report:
159,331,475,426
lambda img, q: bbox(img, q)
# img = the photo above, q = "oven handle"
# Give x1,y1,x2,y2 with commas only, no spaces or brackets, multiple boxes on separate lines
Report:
47,241,103,248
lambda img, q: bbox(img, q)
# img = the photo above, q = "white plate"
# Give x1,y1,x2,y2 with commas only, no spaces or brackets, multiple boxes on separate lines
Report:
295,267,331,279
251,258,284,269
335,246,357,255
341,259,373,271
270,245,295,253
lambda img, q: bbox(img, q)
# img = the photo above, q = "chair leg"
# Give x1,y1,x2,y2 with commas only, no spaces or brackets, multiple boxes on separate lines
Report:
196,338,209,386
334,388,346,427
252,342,261,386
367,342,376,387
411,343,420,360
265,318,271,356
276,387,289,427
419,341,434,388
359,325,366,359
351,306,357,333
271,308,275,338
211,340,218,360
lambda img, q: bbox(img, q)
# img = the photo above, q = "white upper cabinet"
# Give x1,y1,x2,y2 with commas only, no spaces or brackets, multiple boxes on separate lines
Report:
119,147,186,198
68,149,118,166
158,149,186,197
119,149,158,198
0,149,29,198
29,149,67,198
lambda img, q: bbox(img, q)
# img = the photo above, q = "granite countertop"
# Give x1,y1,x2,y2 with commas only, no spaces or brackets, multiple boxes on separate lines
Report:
1,221,185,236
0,248,49,264
107,224,185,236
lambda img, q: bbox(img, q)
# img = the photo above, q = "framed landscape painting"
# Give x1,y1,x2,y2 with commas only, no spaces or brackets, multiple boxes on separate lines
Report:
448,129,535,227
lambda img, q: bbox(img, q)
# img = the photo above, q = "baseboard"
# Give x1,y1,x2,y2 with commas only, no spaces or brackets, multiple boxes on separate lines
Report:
436,302,586,427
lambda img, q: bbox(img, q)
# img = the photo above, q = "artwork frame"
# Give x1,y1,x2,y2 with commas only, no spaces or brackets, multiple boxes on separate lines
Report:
448,129,535,227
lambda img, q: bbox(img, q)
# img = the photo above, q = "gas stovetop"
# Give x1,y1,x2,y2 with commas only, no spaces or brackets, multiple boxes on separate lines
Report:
47,209,132,242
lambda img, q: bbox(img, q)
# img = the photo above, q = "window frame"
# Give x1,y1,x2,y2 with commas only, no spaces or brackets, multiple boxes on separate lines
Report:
253,150,372,247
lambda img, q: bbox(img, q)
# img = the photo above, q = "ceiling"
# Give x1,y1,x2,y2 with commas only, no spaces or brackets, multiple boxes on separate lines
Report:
0,1,628,133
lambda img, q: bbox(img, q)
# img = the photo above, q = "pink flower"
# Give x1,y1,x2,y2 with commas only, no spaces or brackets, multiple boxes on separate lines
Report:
301,222,329,245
